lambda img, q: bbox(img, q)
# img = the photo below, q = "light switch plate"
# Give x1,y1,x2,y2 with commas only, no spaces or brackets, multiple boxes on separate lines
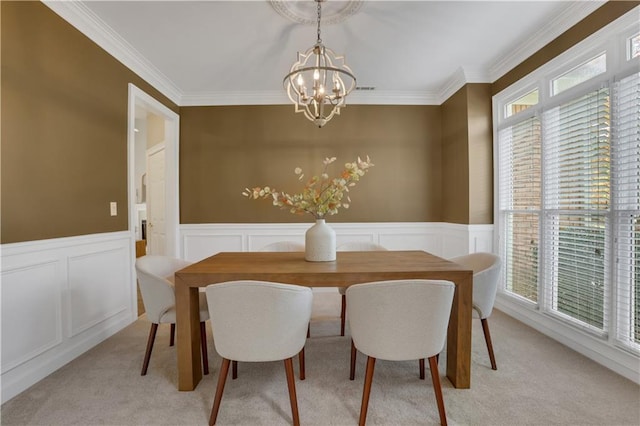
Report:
110,202,117,216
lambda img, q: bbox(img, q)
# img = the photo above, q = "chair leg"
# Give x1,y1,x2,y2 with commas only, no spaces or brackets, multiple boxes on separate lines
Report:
284,358,301,426
200,321,209,375
358,356,376,426
350,339,357,380
340,294,346,336
420,353,440,379
428,356,448,426
481,318,497,370
299,347,306,380
170,323,175,347
209,358,231,426
141,323,158,376
232,360,238,380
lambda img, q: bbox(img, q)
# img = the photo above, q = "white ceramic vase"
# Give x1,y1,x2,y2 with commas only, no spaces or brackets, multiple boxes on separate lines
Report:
305,219,336,262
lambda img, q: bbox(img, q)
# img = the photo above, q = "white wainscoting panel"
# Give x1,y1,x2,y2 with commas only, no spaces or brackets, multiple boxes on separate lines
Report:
468,224,495,253
68,246,130,337
182,234,244,261
180,222,494,262
1,231,136,403
1,259,63,374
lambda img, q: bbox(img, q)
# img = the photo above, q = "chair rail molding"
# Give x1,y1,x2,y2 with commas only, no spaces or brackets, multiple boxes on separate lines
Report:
1,231,137,403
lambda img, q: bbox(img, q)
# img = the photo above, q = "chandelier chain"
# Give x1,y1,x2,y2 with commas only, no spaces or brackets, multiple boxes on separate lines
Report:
316,0,322,44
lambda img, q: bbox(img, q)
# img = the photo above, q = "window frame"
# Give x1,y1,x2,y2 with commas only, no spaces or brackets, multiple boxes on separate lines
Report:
493,8,640,355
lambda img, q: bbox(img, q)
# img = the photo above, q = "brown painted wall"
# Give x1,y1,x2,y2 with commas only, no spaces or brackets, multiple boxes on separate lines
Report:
441,87,470,224
3,1,633,243
467,84,493,224
440,84,493,225
1,1,178,243
179,105,442,223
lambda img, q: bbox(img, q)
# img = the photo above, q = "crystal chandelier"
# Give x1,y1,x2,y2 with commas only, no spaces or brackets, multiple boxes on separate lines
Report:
283,0,357,128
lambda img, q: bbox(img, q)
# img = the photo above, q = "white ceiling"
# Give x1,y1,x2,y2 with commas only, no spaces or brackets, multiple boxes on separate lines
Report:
45,0,606,106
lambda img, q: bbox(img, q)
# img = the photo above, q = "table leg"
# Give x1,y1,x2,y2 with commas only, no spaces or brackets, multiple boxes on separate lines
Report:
446,272,473,388
176,277,202,390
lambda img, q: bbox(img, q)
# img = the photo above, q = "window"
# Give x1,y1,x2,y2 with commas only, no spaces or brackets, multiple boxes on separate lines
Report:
495,12,640,354
629,33,640,59
551,53,606,96
499,117,541,303
505,89,539,118
543,87,610,332
613,71,640,350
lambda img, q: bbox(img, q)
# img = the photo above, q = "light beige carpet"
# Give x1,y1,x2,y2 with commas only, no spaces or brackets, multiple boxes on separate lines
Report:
2,292,639,425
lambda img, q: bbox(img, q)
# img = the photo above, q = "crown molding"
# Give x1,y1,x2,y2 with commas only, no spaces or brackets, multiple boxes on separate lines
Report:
463,67,491,84
180,90,440,106
489,1,606,82
437,66,492,103
438,68,467,103
42,0,182,105
348,91,440,105
42,0,602,108
180,91,289,106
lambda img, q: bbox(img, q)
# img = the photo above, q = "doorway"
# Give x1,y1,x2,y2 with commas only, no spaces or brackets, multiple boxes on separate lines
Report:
145,143,167,255
128,84,180,315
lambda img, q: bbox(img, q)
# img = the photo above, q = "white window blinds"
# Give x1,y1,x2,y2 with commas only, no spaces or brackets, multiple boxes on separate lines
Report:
499,117,541,303
542,88,610,332
613,71,640,350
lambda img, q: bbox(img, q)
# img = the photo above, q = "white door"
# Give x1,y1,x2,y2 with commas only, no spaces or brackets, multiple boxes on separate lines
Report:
146,144,166,255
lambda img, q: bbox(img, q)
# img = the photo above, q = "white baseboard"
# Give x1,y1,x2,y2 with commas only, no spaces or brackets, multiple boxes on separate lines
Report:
495,294,640,384
1,314,133,404
1,231,137,403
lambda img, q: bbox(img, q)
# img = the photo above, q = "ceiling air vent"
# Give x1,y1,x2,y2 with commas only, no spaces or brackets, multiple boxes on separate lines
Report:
355,86,376,91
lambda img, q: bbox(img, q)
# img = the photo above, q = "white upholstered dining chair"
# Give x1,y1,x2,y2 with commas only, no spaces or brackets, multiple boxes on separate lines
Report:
337,242,387,336
135,255,209,376
258,240,309,376
205,280,313,426
449,252,501,370
347,279,455,426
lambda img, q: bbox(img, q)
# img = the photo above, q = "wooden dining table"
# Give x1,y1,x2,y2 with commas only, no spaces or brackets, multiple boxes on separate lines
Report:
174,250,473,391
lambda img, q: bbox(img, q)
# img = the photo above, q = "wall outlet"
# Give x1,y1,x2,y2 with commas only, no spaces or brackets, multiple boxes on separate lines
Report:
110,202,117,216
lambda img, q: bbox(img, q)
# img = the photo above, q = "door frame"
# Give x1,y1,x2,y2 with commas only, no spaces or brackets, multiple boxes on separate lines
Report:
127,83,180,258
